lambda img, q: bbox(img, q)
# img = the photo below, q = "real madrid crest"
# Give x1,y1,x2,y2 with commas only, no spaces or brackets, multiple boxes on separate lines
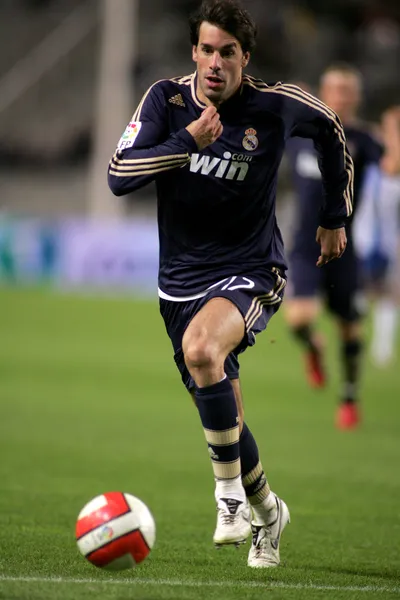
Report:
242,128,258,151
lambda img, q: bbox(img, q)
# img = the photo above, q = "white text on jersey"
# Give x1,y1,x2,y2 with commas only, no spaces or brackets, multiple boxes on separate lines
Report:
190,152,252,181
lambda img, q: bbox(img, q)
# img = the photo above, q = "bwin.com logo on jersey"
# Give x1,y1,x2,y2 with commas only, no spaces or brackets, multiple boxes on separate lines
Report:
189,152,252,181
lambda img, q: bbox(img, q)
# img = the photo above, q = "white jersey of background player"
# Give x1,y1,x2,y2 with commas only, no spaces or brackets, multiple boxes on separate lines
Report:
354,106,400,366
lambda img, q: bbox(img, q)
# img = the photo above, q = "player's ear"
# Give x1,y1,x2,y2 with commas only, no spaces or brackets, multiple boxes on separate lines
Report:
192,45,198,63
242,52,250,68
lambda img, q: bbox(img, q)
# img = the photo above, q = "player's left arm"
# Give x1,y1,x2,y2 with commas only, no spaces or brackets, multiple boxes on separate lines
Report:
281,84,354,265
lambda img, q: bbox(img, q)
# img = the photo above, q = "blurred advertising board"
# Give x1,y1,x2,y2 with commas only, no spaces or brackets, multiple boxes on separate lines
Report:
0,217,159,295
0,217,59,283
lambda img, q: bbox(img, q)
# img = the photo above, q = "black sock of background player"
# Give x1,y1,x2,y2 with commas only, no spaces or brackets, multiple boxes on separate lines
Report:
292,324,319,353
341,339,363,404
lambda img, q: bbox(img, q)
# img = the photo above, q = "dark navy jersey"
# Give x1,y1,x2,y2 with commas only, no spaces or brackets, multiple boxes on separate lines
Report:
287,123,382,256
108,73,353,298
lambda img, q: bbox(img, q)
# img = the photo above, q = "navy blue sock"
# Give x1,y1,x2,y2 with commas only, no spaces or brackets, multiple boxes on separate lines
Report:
341,339,363,403
240,423,270,504
292,324,318,353
195,377,240,480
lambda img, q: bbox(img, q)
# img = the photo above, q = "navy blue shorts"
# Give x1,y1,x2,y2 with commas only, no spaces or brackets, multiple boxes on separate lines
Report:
287,244,364,322
159,268,286,391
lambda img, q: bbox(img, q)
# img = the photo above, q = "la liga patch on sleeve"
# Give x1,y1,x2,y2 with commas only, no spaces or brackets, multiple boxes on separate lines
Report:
117,121,142,150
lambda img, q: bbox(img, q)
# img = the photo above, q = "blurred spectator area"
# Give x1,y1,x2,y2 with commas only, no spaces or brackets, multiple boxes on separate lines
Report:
0,0,99,215
0,0,399,217
0,0,97,144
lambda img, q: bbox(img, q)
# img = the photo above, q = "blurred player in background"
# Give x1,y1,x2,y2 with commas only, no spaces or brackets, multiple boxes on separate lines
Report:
354,106,400,366
284,64,382,429
108,0,352,567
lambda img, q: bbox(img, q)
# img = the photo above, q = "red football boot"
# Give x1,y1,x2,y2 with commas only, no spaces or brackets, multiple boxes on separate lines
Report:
305,339,326,388
336,402,360,430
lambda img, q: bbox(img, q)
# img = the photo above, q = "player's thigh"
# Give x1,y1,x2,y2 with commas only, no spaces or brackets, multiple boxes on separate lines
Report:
160,297,246,392
205,268,286,350
159,297,201,391
336,318,363,342
182,297,245,362
161,269,286,390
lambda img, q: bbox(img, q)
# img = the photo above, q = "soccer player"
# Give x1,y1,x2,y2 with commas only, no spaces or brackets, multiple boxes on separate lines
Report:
354,105,400,366
284,64,382,430
108,0,352,568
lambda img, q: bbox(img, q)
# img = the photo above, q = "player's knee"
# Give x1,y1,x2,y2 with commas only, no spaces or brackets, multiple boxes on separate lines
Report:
338,320,362,341
285,299,318,326
183,337,219,372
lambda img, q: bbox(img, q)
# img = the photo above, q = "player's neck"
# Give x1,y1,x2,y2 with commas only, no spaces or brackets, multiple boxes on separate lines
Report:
196,78,242,108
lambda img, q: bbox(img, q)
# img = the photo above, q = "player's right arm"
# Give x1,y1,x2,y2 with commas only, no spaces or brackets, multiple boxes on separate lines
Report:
108,82,198,197
108,84,222,197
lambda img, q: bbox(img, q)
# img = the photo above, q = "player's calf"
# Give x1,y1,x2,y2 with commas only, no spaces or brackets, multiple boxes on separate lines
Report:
240,423,290,566
292,325,327,388
337,334,363,429
194,377,250,545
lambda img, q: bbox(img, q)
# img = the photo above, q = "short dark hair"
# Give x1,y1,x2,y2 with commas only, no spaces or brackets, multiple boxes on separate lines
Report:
189,0,257,54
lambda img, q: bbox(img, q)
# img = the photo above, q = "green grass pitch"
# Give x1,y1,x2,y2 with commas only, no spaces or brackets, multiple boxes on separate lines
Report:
0,287,399,600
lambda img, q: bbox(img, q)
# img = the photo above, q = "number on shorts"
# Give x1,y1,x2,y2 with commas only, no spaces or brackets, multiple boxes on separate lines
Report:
221,276,255,291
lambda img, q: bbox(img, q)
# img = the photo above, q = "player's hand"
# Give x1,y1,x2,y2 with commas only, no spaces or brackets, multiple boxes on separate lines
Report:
185,106,223,150
316,226,347,267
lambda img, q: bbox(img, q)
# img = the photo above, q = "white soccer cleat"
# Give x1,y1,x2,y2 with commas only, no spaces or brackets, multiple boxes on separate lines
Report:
213,498,251,548
247,493,290,568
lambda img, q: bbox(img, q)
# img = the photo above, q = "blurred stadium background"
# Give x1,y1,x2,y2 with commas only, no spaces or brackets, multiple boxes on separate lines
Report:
1,0,400,263
1,2,400,599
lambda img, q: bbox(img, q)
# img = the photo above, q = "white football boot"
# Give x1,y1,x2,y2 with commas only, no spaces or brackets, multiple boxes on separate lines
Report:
213,498,251,547
248,492,290,567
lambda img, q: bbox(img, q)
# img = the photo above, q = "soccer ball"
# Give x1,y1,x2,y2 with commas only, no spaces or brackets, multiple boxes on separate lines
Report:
76,492,156,570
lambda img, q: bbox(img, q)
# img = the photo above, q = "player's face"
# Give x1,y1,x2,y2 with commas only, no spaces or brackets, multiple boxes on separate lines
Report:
193,22,250,106
319,72,361,123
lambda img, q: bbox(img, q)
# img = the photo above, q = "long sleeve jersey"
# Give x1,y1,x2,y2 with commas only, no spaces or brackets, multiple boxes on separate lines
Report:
108,72,353,298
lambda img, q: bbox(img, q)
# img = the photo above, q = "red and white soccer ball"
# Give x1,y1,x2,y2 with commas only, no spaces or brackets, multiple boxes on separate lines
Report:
76,492,156,570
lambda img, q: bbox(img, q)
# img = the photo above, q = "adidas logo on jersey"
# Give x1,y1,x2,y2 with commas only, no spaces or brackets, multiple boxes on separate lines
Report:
168,94,185,107
190,151,252,181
